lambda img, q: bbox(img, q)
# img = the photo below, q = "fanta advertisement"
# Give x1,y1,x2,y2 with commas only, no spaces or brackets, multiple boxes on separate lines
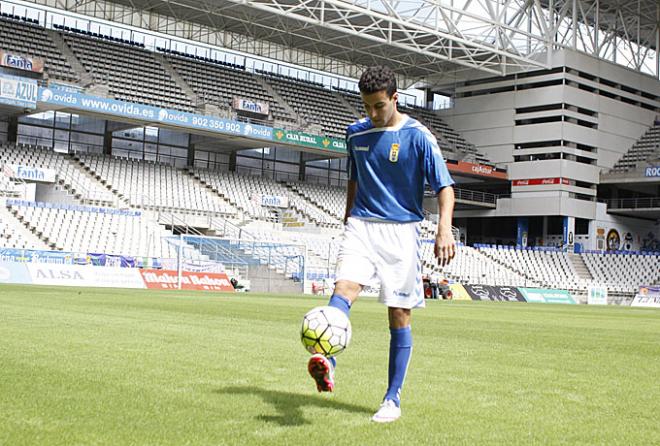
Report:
4,164,57,183
233,97,269,116
260,194,289,208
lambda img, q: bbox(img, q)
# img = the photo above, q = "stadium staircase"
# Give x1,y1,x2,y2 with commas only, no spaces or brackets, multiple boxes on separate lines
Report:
283,182,343,223
46,29,93,86
251,75,302,127
567,253,594,282
611,120,660,171
0,203,50,250
154,52,203,112
474,247,538,284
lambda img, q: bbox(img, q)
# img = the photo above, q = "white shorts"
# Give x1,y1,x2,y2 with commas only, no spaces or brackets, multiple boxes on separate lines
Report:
335,217,425,309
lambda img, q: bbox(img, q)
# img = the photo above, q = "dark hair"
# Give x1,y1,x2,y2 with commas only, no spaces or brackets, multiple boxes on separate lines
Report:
358,66,397,97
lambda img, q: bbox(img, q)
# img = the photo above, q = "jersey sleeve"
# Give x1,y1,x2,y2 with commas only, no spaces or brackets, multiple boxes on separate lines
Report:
420,129,455,193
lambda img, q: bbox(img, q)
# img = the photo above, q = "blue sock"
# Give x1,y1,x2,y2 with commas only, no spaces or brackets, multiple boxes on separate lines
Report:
385,326,413,407
328,294,351,318
327,294,350,370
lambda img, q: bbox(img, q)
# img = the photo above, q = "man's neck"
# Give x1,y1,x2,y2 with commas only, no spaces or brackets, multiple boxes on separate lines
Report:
384,110,404,128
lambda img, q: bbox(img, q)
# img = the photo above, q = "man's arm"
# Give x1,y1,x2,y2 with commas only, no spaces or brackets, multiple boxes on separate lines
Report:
434,186,456,267
344,180,357,225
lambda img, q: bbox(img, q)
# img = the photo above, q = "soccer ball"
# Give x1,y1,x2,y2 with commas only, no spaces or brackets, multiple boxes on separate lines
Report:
301,306,352,356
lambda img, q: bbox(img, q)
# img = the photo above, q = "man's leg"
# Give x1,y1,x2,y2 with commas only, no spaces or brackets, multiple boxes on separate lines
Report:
372,307,411,422
308,280,362,392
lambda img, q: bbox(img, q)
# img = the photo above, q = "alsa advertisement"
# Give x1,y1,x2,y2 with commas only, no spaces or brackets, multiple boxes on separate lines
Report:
0,262,234,292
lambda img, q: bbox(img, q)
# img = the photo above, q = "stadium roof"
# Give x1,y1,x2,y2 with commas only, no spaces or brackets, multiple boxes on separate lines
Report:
63,0,556,84
540,0,659,51
26,0,660,83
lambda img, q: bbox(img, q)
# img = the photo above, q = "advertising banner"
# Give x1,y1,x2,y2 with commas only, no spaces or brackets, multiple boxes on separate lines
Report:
0,51,44,73
463,284,526,302
631,295,660,308
587,285,608,305
644,166,660,178
448,283,471,301
446,161,508,180
0,248,72,264
0,73,38,108
512,178,570,186
4,164,57,183
273,128,347,153
25,263,147,288
232,97,269,116
259,194,289,208
631,286,660,308
6,199,141,216
519,288,576,304
464,284,495,301
491,286,526,302
0,262,32,284
140,269,234,292
38,86,273,141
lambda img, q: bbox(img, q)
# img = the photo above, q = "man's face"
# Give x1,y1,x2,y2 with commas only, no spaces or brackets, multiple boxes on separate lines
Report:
361,89,398,128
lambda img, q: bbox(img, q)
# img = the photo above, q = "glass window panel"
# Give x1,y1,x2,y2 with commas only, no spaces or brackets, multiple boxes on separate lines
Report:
70,114,105,133
144,126,159,143
54,112,70,129
18,124,52,140
114,127,143,140
158,129,188,147
19,111,54,126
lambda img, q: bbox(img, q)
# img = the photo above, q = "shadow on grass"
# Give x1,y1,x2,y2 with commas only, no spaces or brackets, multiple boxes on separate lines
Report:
216,386,372,426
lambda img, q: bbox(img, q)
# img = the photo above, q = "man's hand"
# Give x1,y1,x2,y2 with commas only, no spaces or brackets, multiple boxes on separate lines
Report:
434,228,456,267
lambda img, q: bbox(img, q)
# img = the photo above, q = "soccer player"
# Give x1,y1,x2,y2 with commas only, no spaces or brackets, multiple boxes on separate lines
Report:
307,65,456,423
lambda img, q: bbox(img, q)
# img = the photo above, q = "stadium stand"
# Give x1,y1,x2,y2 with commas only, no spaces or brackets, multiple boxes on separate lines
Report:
433,243,540,287
258,71,358,138
285,181,345,221
163,52,297,124
476,245,588,292
60,31,195,111
7,201,177,258
1,135,656,299
0,143,116,205
582,251,660,294
74,154,236,215
192,168,341,227
0,202,49,250
611,120,660,171
0,16,78,81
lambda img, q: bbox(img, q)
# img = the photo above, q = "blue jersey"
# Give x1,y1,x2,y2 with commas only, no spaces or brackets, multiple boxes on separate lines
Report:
346,115,454,223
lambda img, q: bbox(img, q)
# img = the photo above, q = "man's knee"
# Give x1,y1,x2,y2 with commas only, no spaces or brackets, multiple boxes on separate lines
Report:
388,307,411,329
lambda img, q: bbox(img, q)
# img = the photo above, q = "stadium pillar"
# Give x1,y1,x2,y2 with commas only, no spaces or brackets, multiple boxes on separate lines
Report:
542,216,548,246
103,121,112,155
516,217,529,248
425,89,434,109
187,143,195,167
298,152,305,181
7,117,17,143
229,151,237,172
563,216,575,251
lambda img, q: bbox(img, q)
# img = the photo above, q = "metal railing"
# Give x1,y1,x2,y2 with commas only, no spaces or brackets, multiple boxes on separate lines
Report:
607,197,660,209
449,187,499,205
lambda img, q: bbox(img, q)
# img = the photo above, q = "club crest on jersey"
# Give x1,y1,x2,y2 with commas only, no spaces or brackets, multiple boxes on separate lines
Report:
389,143,400,162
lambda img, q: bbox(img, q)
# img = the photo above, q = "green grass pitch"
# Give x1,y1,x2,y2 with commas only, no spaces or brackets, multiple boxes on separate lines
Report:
0,284,659,445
